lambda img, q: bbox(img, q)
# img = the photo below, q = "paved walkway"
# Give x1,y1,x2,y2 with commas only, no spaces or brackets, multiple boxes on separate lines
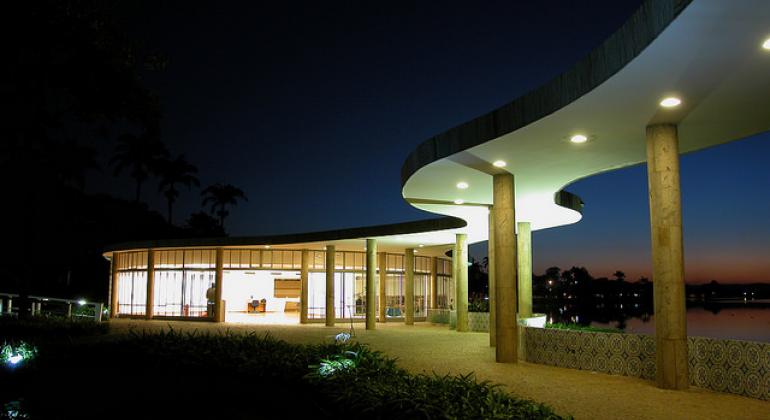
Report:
110,319,770,420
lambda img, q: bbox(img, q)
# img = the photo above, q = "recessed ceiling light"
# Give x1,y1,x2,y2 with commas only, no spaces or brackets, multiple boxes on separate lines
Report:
492,160,507,168
659,97,681,108
453,199,465,205
763,38,770,50
419,244,424,248
456,181,469,189
570,134,588,144
264,245,271,249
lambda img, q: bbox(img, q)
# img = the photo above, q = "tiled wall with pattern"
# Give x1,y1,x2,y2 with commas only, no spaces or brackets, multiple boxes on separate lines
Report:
524,327,770,401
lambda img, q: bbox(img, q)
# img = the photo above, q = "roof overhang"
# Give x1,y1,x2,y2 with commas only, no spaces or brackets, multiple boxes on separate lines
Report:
104,216,466,258
401,0,770,242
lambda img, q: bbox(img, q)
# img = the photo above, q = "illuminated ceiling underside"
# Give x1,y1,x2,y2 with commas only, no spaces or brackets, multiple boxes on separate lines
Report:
401,0,770,245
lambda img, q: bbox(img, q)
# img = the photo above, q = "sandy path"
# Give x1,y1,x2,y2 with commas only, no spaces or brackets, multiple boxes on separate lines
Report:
109,319,770,420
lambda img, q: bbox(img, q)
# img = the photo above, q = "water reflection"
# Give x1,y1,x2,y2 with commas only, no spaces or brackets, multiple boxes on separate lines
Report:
534,300,770,343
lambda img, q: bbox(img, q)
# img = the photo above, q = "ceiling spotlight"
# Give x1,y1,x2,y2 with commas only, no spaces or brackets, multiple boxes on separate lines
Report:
492,160,507,168
570,134,588,144
456,181,469,189
453,199,465,205
264,245,271,249
762,37,770,50
659,97,682,108
419,244,424,248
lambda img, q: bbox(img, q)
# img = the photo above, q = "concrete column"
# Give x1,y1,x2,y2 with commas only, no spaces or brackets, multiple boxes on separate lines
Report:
110,253,120,318
493,173,518,363
6,298,11,314
429,257,438,309
404,248,415,325
214,248,224,322
366,239,377,330
378,252,387,323
454,234,469,332
325,245,335,326
300,249,309,324
488,207,496,346
145,249,155,320
67,303,72,318
646,123,688,390
517,222,533,318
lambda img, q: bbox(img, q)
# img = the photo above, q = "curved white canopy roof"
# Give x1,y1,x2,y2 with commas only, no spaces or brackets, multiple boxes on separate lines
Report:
402,0,770,245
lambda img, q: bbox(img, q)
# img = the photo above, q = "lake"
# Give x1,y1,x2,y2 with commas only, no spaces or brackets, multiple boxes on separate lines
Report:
535,301,770,343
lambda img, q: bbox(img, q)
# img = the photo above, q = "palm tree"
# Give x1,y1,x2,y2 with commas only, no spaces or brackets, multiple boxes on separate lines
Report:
110,132,168,201
613,271,626,282
157,155,199,224
201,183,248,230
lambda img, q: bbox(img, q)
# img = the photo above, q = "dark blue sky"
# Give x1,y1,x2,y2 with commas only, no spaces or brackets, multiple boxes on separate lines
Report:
98,1,770,283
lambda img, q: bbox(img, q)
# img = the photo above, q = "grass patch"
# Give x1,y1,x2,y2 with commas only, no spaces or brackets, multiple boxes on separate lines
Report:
546,322,623,334
2,326,568,419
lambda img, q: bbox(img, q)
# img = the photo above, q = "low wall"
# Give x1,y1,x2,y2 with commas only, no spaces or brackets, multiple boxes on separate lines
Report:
441,311,489,331
524,327,770,401
427,308,450,324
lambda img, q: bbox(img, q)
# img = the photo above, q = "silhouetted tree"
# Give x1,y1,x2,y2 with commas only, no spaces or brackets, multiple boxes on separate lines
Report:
4,0,165,307
157,155,199,224
110,132,168,202
613,270,626,282
185,211,225,237
201,183,248,230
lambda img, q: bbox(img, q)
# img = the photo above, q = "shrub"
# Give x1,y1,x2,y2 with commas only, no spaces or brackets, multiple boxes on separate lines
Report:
546,322,622,334
468,297,489,312
0,316,108,342
3,330,568,419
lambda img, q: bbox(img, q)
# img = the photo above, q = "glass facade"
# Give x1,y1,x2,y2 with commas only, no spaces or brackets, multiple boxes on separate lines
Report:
436,258,454,309
222,249,302,270
115,251,148,316
307,251,367,320
153,249,216,318
113,247,453,322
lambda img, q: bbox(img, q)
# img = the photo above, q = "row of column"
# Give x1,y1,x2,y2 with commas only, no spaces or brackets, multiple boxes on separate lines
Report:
111,243,446,330
485,123,687,390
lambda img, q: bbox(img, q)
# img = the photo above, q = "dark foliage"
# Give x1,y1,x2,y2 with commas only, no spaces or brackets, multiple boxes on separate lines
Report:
2,328,567,419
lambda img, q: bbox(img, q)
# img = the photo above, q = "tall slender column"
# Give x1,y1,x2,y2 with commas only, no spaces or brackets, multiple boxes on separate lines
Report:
488,208,496,346
145,249,155,320
325,245,335,327
404,248,415,325
110,253,120,318
494,173,518,362
517,222,532,318
454,234,468,332
646,124,688,389
300,249,309,324
378,252,387,323
214,247,224,322
365,239,377,330
429,256,438,309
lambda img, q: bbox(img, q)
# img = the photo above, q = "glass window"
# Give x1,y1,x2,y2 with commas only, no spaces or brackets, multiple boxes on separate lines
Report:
310,251,325,270
116,251,148,270
117,271,147,315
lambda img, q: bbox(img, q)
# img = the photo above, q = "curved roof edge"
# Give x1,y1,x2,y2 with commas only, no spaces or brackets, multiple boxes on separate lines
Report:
105,216,467,252
555,190,584,215
400,0,692,186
